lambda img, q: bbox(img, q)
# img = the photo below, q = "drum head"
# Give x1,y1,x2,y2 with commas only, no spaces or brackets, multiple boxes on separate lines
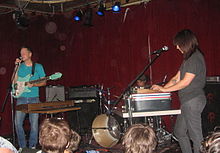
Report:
92,114,121,148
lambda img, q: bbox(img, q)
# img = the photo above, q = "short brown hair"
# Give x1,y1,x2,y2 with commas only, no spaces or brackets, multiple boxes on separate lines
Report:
122,124,157,153
21,46,32,53
39,118,81,153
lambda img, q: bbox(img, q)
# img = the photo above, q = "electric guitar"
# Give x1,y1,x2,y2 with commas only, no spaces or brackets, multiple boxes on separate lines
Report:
12,72,62,98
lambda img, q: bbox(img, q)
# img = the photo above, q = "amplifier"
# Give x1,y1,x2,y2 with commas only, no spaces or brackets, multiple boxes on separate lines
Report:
67,85,98,100
46,85,65,102
206,76,220,83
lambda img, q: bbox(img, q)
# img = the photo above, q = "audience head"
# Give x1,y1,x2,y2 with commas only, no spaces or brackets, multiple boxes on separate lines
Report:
122,124,157,153
0,148,14,153
200,131,220,153
39,118,81,153
0,136,18,153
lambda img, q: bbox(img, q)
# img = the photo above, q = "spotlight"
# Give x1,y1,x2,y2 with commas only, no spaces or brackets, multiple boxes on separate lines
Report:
96,3,105,16
74,10,83,21
112,2,121,12
84,8,93,26
12,10,29,29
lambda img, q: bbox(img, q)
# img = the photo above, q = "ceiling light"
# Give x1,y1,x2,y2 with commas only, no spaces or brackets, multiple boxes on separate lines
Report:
12,10,29,29
96,2,105,16
112,2,121,12
74,10,83,21
84,8,93,26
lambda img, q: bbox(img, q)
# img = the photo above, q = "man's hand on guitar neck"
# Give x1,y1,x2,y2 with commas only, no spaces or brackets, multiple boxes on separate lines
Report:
26,82,34,88
27,81,46,88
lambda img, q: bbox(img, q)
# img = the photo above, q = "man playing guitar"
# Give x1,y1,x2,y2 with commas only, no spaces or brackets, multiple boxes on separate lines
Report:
12,46,46,152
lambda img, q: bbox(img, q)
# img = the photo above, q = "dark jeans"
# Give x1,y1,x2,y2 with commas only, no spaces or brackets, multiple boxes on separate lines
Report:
174,95,206,153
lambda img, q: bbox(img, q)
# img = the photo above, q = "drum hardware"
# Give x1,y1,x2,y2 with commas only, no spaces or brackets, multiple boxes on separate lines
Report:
91,114,123,148
155,117,178,144
96,85,115,114
127,95,134,125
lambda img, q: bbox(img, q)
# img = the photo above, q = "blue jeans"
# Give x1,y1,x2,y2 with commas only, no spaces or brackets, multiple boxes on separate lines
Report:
15,97,39,148
174,95,206,153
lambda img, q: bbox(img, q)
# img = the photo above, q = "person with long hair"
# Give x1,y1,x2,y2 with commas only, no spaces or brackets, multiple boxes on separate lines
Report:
151,29,206,153
122,124,157,153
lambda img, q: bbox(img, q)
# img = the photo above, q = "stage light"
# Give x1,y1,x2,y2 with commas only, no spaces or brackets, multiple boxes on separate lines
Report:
12,10,29,29
84,8,93,26
74,10,83,21
96,3,105,16
112,2,121,12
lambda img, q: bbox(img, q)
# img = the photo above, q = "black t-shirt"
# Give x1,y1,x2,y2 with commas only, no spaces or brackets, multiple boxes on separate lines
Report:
178,50,206,104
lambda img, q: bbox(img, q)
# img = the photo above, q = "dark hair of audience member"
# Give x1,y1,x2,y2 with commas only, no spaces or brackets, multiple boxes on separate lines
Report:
200,131,220,153
39,118,81,153
122,124,157,153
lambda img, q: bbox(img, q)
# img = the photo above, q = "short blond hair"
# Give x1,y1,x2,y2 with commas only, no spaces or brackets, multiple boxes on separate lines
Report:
39,118,81,153
122,124,157,153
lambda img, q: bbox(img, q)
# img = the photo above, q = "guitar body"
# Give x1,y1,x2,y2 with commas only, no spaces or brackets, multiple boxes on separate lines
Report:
12,74,32,98
12,72,62,98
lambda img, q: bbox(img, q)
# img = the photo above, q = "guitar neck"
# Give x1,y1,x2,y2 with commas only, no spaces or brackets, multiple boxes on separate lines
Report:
26,76,49,85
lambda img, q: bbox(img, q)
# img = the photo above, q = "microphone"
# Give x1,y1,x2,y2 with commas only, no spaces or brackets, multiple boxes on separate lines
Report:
18,56,23,61
15,57,23,65
162,75,167,83
152,46,169,55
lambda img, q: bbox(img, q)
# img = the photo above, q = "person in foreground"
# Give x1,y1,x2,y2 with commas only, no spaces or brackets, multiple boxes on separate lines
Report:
151,29,206,153
200,131,220,153
0,136,18,153
37,118,81,153
122,124,157,153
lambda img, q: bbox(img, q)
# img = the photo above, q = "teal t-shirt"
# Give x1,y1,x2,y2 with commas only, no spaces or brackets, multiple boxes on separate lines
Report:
17,63,46,97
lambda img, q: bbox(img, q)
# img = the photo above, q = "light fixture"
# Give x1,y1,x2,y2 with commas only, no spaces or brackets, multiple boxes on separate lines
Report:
112,2,121,12
84,7,93,26
74,10,83,21
12,10,29,29
96,2,105,16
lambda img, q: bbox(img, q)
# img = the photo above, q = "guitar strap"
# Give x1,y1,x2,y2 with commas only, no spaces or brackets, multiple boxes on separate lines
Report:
31,62,35,76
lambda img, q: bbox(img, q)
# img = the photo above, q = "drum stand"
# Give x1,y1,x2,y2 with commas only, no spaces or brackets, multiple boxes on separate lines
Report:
155,116,178,145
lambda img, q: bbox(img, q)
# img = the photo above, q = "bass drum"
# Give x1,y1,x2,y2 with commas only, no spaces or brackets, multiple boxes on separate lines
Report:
92,114,121,148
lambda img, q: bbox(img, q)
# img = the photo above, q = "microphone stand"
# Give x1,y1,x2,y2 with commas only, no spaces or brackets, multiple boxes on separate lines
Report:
112,51,166,125
1,63,20,145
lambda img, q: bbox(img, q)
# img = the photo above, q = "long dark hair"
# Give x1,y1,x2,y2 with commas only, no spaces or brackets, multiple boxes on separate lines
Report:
173,29,199,60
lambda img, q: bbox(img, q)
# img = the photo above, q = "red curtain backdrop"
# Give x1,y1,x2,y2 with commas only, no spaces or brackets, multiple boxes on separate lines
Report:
0,0,220,135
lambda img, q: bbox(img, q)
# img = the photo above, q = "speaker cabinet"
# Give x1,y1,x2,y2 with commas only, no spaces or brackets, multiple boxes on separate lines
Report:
202,82,220,136
66,101,99,134
46,85,65,102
